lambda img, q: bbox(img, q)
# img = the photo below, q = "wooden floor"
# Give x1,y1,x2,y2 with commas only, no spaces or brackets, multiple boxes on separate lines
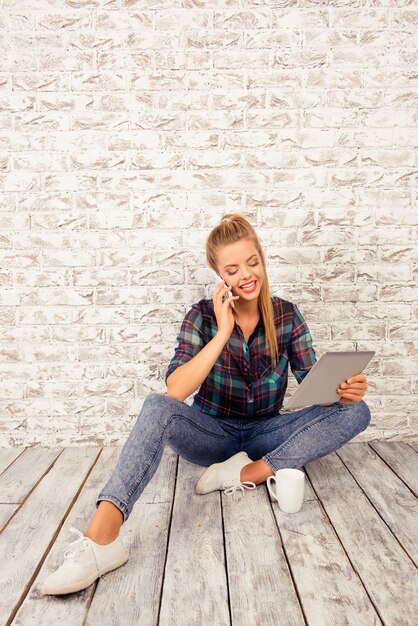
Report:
0,442,417,626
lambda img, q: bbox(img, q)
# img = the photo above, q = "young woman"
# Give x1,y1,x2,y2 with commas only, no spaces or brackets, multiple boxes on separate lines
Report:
41,213,371,595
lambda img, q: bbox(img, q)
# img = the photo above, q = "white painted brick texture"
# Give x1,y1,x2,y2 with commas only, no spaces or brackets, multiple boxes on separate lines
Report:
0,2,417,445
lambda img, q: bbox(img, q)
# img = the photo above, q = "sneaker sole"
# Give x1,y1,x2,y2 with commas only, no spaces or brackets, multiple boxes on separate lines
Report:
41,553,129,595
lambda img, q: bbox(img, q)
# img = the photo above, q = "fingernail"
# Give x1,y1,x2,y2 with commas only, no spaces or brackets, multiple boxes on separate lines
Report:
347,378,351,383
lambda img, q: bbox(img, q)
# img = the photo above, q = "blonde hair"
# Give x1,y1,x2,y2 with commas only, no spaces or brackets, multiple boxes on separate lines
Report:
206,212,278,368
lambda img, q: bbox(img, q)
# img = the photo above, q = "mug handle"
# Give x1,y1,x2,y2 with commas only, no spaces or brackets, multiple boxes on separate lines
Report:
267,475,278,501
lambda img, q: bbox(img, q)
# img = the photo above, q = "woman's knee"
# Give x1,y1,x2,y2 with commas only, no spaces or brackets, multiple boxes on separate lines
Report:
135,392,164,420
346,399,372,432
143,392,181,407
139,392,183,421
143,392,162,404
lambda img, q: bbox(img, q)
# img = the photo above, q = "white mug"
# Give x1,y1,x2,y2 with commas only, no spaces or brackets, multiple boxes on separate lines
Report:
267,468,305,513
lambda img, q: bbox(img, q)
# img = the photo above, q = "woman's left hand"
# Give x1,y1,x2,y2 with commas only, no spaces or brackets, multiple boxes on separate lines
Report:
337,374,368,403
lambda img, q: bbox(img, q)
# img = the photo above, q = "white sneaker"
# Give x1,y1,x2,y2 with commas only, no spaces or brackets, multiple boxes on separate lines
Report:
40,527,129,595
195,451,256,496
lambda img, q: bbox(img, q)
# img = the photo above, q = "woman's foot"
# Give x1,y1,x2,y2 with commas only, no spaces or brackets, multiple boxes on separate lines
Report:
40,526,129,596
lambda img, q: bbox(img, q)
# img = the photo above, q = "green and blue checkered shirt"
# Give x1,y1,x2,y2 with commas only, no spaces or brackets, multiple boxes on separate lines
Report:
164,296,317,418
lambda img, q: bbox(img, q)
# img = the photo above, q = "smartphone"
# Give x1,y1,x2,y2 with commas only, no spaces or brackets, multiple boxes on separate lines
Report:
221,280,236,309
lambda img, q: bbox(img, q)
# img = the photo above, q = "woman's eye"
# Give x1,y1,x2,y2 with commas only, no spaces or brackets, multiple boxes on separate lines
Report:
228,262,259,276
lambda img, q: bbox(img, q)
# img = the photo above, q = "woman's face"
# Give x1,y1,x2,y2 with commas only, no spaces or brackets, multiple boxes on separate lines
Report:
216,239,264,302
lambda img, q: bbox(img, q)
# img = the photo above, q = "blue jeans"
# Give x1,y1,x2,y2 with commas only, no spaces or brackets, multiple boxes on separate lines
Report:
96,393,371,523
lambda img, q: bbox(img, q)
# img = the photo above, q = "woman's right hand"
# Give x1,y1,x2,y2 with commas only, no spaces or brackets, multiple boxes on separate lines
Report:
213,280,240,338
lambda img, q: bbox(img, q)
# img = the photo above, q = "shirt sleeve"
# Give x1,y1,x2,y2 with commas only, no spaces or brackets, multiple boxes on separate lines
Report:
288,303,317,384
164,304,205,385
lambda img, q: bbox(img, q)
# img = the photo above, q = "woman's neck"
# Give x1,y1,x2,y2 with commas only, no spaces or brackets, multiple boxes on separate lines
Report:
233,302,260,324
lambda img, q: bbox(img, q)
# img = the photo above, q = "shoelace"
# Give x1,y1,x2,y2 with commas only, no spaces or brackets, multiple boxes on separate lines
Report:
223,481,256,497
63,527,89,560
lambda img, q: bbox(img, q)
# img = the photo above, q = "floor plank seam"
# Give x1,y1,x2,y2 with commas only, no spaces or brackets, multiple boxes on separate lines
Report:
266,480,309,626
0,449,27,478
155,453,180,626
219,486,234,626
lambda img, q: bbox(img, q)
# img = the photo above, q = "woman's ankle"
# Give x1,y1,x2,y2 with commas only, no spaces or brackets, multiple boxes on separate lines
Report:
83,500,124,544
84,529,119,545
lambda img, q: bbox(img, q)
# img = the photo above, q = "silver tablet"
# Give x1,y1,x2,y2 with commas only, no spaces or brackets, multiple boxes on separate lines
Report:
282,351,375,411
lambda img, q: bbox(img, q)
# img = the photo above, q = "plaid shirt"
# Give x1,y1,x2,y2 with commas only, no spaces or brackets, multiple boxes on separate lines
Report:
164,296,317,418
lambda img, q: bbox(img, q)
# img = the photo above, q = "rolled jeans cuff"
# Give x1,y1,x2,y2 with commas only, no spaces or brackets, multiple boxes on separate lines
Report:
96,495,128,524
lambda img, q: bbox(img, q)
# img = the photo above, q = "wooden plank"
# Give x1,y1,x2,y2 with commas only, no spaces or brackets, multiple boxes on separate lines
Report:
85,445,179,626
223,483,306,625
0,446,62,503
0,448,24,475
306,451,418,626
408,441,418,454
0,504,18,530
0,446,99,624
369,441,418,494
337,443,418,562
0,448,62,535
159,455,231,626
267,468,382,626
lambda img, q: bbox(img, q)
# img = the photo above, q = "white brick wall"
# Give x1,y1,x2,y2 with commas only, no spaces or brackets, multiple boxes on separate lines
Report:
0,2,417,445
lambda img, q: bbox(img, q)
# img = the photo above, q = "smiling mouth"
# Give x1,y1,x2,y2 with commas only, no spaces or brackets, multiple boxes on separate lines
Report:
239,280,257,292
